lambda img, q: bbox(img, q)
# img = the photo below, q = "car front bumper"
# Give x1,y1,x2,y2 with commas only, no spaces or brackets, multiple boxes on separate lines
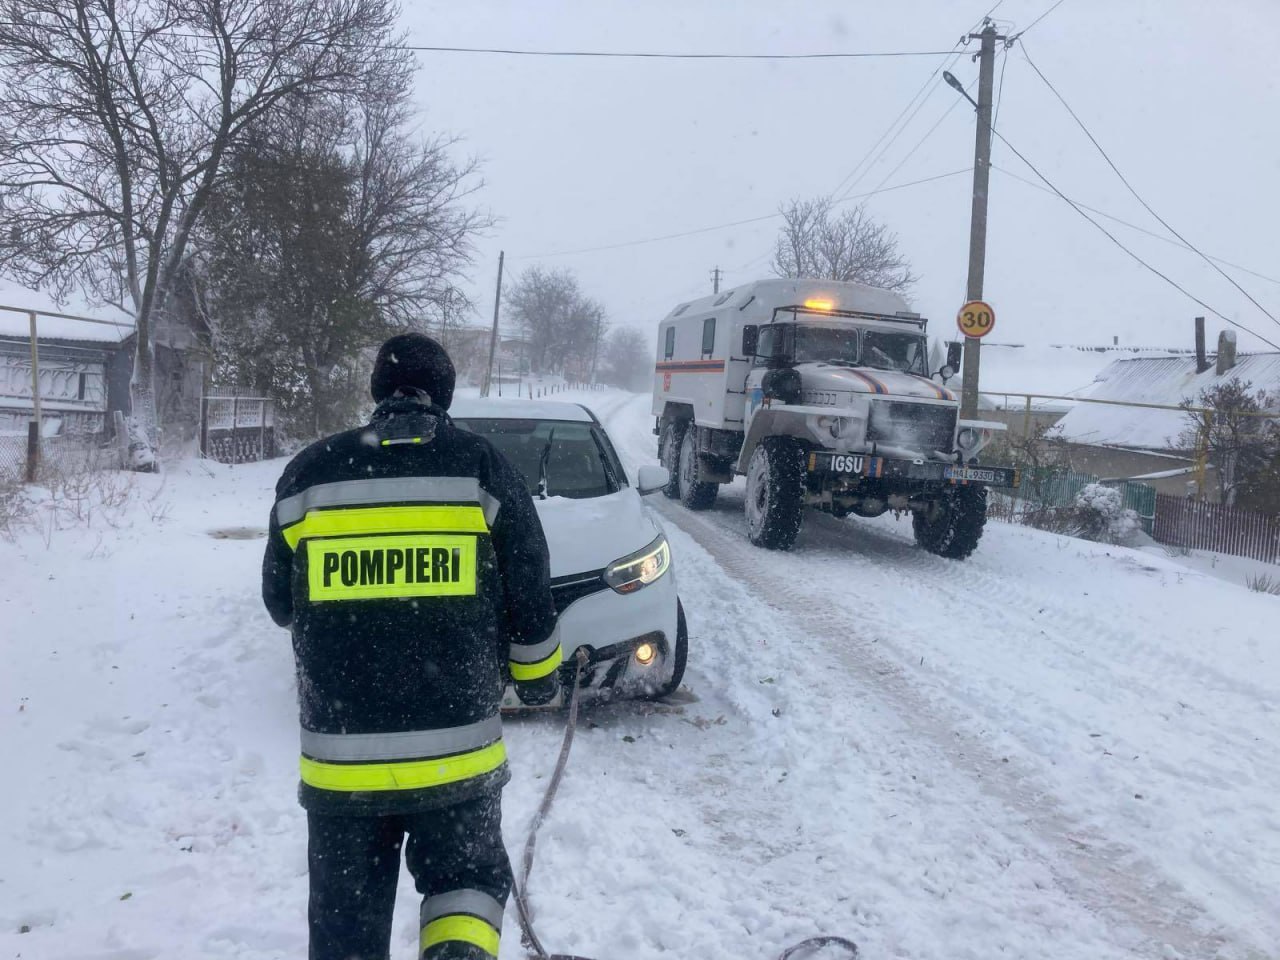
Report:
501,564,680,709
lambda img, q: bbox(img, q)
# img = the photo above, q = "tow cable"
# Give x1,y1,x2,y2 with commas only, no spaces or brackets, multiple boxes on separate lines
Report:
511,649,861,960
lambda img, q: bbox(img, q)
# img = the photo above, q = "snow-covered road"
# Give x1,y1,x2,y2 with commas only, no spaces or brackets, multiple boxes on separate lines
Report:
2,388,1277,960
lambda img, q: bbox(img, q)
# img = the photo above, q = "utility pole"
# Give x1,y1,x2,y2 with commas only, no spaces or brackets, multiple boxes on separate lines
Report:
482,250,504,398
948,23,1003,419
711,266,723,294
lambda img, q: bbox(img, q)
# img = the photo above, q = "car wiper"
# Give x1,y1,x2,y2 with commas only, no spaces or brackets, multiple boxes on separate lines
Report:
822,357,859,367
536,426,557,499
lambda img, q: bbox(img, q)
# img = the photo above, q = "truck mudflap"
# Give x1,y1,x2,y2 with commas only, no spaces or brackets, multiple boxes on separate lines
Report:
807,450,1018,487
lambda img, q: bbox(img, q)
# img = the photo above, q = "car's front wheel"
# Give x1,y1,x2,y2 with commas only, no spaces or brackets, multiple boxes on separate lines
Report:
640,599,688,701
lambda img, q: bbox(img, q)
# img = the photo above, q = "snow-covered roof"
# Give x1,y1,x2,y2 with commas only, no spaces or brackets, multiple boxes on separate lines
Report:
1053,352,1280,451
965,343,1190,411
668,277,911,321
0,279,133,344
450,397,595,422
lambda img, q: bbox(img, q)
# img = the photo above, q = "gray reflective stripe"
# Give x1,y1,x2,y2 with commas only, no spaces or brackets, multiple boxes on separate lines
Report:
300,715,502,762
420,889,505,930
275,477,500,527
509,627,562,665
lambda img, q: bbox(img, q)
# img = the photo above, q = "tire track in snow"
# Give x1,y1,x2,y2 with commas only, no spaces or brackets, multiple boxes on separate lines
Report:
656,497,1242,959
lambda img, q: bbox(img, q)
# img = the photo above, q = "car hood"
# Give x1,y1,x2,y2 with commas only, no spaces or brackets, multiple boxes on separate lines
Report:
533,488,660,578
798,363,957,402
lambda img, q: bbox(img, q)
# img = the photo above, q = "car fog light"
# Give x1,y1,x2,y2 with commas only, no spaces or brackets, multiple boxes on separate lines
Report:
634,642,656,665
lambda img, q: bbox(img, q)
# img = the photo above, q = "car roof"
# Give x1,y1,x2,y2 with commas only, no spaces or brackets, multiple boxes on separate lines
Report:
449,396,596,423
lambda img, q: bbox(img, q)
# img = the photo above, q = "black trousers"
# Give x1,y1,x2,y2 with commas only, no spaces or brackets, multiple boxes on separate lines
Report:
308,792,512,960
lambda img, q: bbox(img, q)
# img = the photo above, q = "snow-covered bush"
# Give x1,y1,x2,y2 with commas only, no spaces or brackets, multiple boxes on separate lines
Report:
1068,483,1140,544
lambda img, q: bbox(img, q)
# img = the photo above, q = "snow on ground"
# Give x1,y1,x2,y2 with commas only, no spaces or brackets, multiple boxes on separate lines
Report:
2,388,1277,959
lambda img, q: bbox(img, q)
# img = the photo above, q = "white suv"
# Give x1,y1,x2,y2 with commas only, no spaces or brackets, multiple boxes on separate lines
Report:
450,397,686,705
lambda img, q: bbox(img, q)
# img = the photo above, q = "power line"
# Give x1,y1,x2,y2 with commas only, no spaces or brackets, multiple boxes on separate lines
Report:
516,168,971,260
400,44,960,60
1009,0,1069,41
1019,41,1279,327
825,3,1003,199
991,164,1280,287
0,21,959,60
859,65,985,199
828,45,966,199
987,124,1280,351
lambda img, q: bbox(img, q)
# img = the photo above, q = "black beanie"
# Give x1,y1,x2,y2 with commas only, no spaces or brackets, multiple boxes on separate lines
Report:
370,333,456,409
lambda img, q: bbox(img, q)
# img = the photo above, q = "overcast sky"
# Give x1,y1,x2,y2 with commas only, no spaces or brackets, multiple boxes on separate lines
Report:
401,0,1280,357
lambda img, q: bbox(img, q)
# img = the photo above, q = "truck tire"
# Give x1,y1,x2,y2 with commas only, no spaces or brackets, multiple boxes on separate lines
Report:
912,485,988,560
678,427,719,510
744,437,805,550
659,420,685,499
640,598,689,701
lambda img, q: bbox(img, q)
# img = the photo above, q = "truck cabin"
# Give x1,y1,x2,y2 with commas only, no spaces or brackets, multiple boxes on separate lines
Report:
745,304,930,377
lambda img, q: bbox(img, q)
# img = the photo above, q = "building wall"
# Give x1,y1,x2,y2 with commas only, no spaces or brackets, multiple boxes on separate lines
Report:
980,407,1066,440
1062,443,1215,499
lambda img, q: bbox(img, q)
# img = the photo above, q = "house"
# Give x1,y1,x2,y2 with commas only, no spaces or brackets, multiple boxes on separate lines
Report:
1050,331,1280,499
0,278,211,456
945,340,1191,439
0,291,133,441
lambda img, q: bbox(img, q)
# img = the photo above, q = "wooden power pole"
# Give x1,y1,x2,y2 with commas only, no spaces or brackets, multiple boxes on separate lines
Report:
711,266,723,294
482,251,504,398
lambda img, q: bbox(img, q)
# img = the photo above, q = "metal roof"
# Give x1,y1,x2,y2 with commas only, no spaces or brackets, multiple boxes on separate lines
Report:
1053,353,1280,450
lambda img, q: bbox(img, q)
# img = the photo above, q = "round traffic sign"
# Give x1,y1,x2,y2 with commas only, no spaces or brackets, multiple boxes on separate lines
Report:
956,300,996,339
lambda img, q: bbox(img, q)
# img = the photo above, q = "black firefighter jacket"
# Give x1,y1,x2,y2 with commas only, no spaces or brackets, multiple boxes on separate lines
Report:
262,397,560,816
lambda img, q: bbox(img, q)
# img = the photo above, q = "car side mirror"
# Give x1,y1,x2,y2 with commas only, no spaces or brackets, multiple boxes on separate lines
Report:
937,363,956,383
946,341,962,371
636,464,670,496
742,325,758,357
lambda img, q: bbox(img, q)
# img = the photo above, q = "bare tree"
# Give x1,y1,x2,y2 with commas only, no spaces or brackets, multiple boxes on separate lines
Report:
602,327,650,391
0,0,396,464
506,266,607,376
1180,379,1280,505
200,73,489,438
772,198,916,292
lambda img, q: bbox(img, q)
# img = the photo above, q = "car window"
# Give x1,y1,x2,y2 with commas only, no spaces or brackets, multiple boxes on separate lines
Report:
454,418,620,499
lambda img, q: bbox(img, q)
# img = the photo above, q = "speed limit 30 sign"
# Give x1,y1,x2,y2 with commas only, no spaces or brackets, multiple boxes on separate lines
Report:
957,300,996,339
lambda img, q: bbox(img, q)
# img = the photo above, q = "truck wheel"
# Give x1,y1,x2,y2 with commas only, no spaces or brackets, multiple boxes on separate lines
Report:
659,420,685,499
744,437,805,550
640,599,689,701
678,427,719,510
913,485,988,559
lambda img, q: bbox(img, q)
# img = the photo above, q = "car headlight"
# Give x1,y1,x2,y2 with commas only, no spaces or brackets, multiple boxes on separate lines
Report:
603,534,671,594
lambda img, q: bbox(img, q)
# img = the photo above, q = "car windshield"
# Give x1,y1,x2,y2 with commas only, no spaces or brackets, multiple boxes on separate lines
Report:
792,325,861,365
454,417,620,499
861,331,928,374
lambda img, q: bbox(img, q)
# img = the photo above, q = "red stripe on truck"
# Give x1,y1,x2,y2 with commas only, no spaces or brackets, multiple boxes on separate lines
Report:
655,360,726,373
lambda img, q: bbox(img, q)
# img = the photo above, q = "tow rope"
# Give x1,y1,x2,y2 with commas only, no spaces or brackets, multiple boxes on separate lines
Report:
511,649,860,960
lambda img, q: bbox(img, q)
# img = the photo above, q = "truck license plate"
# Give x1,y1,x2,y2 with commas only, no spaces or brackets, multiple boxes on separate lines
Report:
946,466,997,483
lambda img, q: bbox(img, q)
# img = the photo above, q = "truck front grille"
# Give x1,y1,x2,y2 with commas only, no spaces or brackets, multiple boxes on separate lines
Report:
866,401,956,454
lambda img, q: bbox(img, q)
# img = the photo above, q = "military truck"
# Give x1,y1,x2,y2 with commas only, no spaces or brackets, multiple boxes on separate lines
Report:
652,278,1016,556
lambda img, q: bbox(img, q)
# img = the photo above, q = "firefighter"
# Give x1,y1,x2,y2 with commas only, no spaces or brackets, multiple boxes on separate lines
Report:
262,332,560,960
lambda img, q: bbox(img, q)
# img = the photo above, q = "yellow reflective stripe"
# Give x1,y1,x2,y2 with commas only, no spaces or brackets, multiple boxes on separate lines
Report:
282,505,488,549
509,644,562,681
420,914,499,957
299,741,506,792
